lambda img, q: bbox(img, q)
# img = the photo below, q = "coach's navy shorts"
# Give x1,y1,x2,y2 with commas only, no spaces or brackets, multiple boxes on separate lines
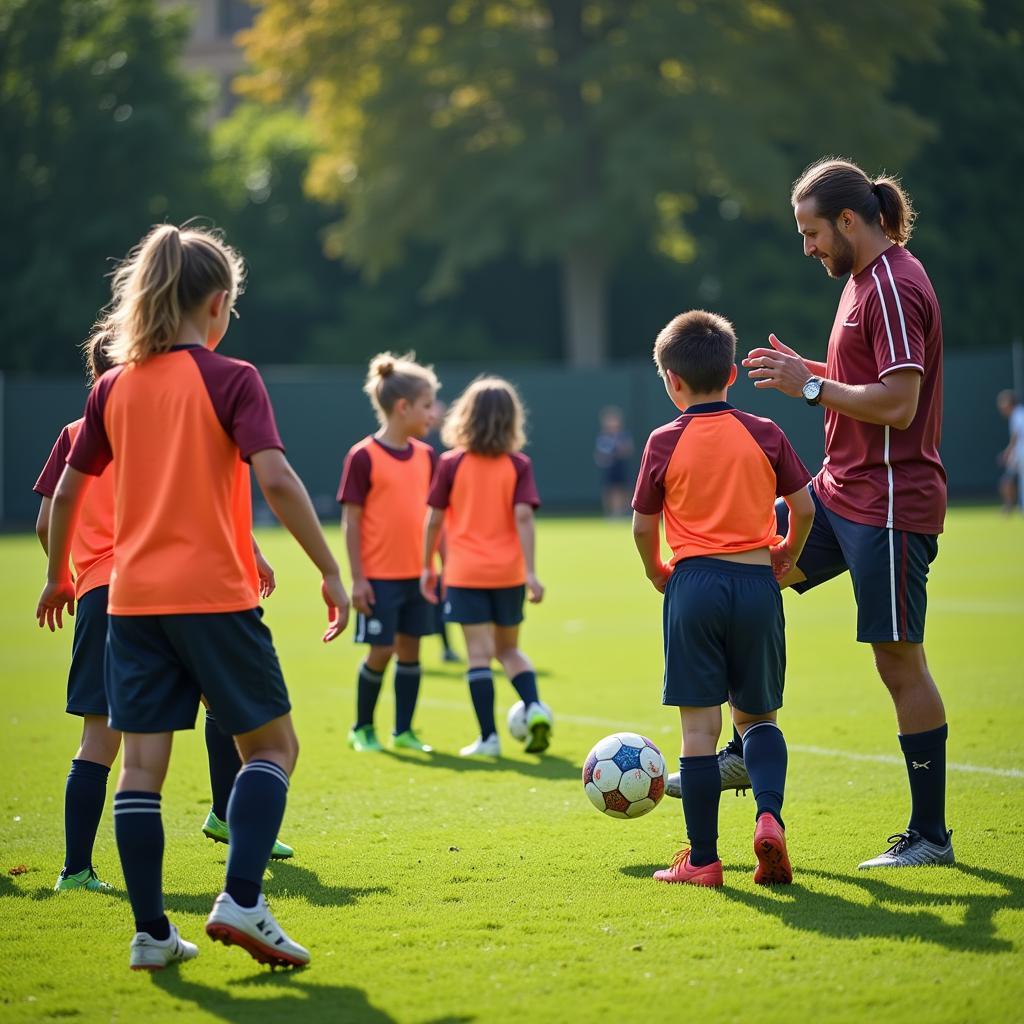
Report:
66,585,109,717
663,558,785,715
354,577,435,646
444,585,525,627
777,487,938,644
106,608,290,735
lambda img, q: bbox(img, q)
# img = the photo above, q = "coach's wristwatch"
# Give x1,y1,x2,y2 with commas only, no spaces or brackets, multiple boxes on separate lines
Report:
802,376,824,406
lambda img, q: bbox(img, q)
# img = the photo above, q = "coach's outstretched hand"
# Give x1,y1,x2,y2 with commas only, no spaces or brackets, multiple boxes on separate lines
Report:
743,334,813,398
321,574,351,643
36,578,76,631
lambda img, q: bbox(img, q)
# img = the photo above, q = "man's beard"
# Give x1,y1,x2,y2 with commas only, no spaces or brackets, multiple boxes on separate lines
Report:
825,228,855,278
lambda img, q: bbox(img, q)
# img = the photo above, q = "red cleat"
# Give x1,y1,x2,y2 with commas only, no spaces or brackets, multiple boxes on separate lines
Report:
753,813,793,885
653,848,723,886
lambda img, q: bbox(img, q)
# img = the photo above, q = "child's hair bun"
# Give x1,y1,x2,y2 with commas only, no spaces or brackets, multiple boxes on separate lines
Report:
371,354,396,378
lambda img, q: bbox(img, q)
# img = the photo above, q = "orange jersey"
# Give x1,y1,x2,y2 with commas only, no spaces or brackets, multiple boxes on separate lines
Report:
337,436,437,579
428,450,540,588
632,402,810,565
34,419,115,598
68,346,283,615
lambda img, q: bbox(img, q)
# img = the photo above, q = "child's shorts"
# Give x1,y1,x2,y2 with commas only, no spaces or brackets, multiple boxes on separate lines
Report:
66,585,109,717
354,578,436,646
106,608,291,735
662,557,784,715
444,585,525,627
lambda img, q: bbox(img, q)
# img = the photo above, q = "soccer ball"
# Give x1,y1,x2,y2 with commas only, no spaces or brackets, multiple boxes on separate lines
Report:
507,700,553,741
583,733,666,819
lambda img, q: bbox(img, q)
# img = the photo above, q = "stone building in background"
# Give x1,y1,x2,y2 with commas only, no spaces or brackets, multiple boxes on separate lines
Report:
158,0,253,119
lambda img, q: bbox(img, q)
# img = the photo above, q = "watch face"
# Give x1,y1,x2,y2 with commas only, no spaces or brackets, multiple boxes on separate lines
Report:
803,378,821,401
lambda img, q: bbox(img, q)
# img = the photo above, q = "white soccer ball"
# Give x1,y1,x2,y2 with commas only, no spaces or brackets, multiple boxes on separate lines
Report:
507,700,553,741
582,733,666,819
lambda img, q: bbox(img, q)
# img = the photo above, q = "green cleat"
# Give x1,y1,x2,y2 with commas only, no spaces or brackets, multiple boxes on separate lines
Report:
202,809,294,860
54,867,113,893
348,724,383,752
392,729,433,752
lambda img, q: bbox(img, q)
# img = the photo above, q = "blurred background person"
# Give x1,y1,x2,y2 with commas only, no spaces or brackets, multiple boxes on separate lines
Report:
594,406,633,518
997,389,1024,513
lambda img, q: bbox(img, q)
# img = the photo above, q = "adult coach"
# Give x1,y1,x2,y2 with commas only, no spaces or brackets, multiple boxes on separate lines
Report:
744,157,951,869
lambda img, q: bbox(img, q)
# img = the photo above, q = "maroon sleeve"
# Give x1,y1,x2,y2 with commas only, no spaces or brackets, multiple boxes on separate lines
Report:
337,446,372,505
734,413,811,497
631,422,684,514
428,451,462,509
68,370,121,476
33,425,74,497
510,453,541,508
429,446,439,474
864,257,927,379
190,350,284,461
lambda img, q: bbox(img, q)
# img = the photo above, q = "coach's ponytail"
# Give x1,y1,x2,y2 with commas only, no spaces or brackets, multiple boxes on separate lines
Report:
872,176,916,245
86,223,246,366
792,157,916,245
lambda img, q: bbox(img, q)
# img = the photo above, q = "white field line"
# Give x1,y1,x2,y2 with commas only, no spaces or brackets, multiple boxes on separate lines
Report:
417,696,1024,780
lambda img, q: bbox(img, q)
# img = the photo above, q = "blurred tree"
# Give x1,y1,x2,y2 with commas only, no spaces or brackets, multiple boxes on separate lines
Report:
240,0,948,366
0,0,210,373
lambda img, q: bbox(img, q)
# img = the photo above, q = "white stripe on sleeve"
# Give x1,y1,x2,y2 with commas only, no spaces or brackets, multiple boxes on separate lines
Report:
881,254,912,360
871,268,897,363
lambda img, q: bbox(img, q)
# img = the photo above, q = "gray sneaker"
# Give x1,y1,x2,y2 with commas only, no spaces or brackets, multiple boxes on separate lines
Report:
858,829,955,869
664,745,751,799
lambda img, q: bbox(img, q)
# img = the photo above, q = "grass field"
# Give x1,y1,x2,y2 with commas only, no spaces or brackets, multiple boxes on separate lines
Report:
2,509,1023,1023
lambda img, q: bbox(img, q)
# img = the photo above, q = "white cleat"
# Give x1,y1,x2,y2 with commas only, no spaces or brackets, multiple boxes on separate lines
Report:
129,923,198,971
858,830,955,869
459,733,501,758
206,892,310,968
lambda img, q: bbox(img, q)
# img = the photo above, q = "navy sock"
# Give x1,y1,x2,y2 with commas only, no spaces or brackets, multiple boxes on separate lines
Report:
899,723,948,846
679,755,721,866
225,759,289,908
510,670,539,708
113,791,164,930
63,759,109,875
743,721,788,829
355,662,384,729
204,712,241,821
135,915,171,941
393,661,421,735
727,725,744,757
467,667,496,739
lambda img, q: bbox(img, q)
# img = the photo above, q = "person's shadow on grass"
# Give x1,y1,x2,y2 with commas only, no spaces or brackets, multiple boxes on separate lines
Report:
619,861,1023,954
162,860,391,917
382,746,581,782
151,970,475,1024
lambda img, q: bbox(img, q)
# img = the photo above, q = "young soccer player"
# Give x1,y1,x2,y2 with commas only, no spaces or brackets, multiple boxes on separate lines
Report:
35,346,294,891
421,377,551,757
35,224,350,970
338,352,440,752
632,311,814,887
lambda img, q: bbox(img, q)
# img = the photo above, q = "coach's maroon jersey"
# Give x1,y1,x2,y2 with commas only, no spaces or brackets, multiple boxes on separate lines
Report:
815,244,946,535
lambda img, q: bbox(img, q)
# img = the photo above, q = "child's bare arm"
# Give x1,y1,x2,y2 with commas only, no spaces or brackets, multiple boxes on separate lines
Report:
250,448,350,640
36,497,52,555
420,507,445,603
342,504,375,615
632,511,671,593
514,503,544,603
36,468,90,630
771,487,815,585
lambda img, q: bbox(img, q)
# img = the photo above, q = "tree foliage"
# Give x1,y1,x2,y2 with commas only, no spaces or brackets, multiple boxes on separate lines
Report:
240,0,949,363
0,0,211,373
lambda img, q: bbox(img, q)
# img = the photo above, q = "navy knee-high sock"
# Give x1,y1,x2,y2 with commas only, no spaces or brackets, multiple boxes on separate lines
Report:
113,791,168,939
743,721,788,829
63,759,110,876
355,662,384,729
225,759,289,908
510,670,539,708
467,667,496,739
679,755,721,866
393,661,421,735
899,723,948,846
204,712,241,821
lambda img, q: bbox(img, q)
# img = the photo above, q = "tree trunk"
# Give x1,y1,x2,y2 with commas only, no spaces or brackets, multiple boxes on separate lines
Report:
561,245,609,368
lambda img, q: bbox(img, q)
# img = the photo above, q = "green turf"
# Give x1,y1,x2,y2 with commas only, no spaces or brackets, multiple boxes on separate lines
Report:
2,510,1022,1022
